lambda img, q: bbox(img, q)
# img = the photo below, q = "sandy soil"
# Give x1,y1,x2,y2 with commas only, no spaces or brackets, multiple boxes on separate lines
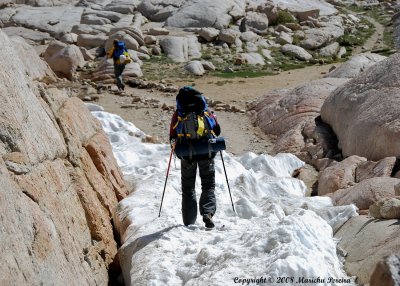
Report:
98,63,338,155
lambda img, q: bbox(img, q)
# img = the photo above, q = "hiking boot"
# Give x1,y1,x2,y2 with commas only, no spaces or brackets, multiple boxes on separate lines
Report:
203,214,215,228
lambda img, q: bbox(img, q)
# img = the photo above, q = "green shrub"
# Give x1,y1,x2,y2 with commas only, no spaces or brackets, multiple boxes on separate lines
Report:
276,10,297,25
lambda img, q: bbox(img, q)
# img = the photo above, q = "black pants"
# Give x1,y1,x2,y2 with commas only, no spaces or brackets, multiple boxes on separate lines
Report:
114,64,125,90
181,158,216,226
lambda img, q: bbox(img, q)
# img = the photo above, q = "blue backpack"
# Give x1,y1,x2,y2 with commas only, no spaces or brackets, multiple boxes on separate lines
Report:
113,41,127,61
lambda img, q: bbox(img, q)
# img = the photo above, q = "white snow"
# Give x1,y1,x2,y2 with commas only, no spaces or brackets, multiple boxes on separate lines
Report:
92,110,358,286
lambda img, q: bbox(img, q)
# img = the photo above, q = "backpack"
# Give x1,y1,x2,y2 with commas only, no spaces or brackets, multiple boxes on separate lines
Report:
173,86,226,159
113,41,131,64
174,87,216,141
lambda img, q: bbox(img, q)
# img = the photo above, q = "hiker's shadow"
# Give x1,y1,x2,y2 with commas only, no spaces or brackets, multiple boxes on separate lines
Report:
129,225,179,254
120,224,180,272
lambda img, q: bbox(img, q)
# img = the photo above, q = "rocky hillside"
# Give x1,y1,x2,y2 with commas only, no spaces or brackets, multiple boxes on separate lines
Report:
1,0,399,285
0,0,395,86
0,30,127,285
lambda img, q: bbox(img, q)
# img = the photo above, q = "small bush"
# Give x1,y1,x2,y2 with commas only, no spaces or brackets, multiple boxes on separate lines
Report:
276,10,297,25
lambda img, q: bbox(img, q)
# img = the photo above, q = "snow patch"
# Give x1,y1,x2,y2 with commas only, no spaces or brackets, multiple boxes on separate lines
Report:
92,111,357,286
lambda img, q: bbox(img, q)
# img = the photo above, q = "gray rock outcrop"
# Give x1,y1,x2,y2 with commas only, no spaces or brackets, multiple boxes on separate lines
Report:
138,0,185,22
335,216,400,285
159,36,189,62
321,53,400,160
91,58,143,82
326,53,386,78
330,177,400,210
44,41,85,80
185,61,205,75
319,42,339,57
300,16,344,50
318,155,366,196
249,78,348,158
199,27,219,42
11,36,55,81
237,53,265,65
281,44,313,61
165,0,245,29
369,197,400,219
245,12,269,35
77,33,108,49
272,0,337,16
0,30,127,286
2,6,84,37
219,28,241,45
2,26,52,45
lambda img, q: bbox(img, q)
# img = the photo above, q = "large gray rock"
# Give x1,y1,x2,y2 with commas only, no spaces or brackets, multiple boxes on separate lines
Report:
321,53,400,160
326,53,386,78
300,16,344,50
44,41,85,80
256,2,278,25
318,155,366,196
2,26,52,45
184,61,205,75
281,44,313,61
293,9,320,22
370,254,400,286
187,35,202,59
249,78,348,157
71,24,112,36
104,28,145,52
240,31,259,42
0,30,127,286
6,6,84,37
82,9,125,23
1,0,77,5
245,12,269,35
369,197,400,219
159,36,188,62
330,177,400,210
165,0,245,29
335,216,400,285
237,53,265,65
318,42,339,57
355,157,396,183
277,31,293,45
272,0,337,16
198,27,219,42
10,36,55,81
138,0,185,22
91,58,143,82
77,33,108,49
104,0,139,14
60,32,78,45
103,31,140,51
81,14,112,25
219,28,241,45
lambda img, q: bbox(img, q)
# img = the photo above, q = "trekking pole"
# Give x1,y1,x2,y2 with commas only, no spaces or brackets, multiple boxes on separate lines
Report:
220,151,236,213
159,144,175,217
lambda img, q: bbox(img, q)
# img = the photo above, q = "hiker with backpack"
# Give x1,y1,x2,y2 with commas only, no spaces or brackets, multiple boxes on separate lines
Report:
169,86,224,229
107,40,131,91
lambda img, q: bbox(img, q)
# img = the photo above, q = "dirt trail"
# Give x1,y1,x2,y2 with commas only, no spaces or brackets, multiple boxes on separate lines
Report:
98,9,387,156
99,63,338,155
354,15,385,54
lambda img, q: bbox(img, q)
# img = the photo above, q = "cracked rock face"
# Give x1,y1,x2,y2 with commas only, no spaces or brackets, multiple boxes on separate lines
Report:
0,30,127,285
321,53,400,161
